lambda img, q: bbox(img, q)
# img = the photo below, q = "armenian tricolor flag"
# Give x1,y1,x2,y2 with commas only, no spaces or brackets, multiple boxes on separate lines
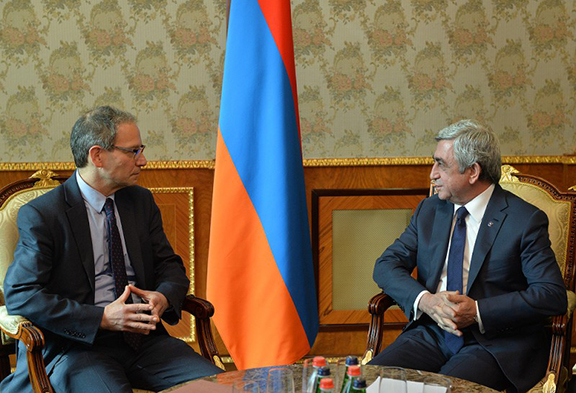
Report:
206,0,319,369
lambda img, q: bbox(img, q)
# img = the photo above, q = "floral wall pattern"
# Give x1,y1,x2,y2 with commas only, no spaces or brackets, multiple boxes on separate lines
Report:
0,0,575,162
0,0,226,162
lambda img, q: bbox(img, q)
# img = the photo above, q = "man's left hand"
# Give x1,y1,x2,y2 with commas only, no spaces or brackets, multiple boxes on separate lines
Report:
128,285,170,322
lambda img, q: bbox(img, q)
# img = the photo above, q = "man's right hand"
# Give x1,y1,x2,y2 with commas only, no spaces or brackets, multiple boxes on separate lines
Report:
100,286,159,334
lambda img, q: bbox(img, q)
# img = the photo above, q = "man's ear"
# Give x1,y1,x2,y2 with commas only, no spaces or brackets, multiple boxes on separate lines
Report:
88,146,104,168
468,162,482,184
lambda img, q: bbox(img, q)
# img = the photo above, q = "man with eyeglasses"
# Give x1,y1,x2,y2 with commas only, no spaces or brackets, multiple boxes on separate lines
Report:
1,106,222,392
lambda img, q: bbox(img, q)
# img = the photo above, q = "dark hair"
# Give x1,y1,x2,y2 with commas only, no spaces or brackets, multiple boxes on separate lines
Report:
70,106,136,168
435,119,501,184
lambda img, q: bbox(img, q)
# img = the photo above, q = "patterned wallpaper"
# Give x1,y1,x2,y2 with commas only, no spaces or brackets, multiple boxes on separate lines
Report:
0,0,575,163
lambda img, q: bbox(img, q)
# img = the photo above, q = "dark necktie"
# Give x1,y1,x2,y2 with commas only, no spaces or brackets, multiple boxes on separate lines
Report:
104,198,141,351
444,206,469,354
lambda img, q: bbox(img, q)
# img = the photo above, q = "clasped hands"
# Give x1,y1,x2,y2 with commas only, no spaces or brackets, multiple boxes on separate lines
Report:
100,284,169,335
419,291,477,336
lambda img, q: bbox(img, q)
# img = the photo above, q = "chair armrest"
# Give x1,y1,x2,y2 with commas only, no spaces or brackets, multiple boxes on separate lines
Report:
527,312,570,393
362,292,396,365
531,290,576,393
566,290,576,319
0,306,53,393
182,295,225,370
545,313,568,391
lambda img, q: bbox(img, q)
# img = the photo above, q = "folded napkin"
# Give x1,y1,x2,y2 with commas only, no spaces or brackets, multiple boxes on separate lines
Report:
367,376,447,393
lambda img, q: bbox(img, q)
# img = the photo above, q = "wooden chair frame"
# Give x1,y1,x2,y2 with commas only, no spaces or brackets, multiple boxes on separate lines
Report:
0,170,224,393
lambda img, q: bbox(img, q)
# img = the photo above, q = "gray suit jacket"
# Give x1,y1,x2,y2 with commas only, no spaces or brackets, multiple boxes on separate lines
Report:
373,184,567,391
3,174,189,377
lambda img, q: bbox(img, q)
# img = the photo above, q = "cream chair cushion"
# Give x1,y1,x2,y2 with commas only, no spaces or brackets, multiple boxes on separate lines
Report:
0,187,56,346
500,172,575,320
500,177,570,278
0,187,57,302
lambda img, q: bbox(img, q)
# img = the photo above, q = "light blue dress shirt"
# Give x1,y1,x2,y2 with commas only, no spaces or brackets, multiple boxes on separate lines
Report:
76,171,138,307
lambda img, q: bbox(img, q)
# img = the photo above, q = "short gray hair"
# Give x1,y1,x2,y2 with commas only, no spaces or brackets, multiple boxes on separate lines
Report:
435,119,501,184
70,106,136,168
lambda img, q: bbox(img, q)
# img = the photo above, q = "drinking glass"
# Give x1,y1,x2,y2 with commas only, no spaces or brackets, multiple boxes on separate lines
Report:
332,358,347,392
267,367,295,393
302,359,312,393
232,380,261,393
422,375,452,393
378,366,407,393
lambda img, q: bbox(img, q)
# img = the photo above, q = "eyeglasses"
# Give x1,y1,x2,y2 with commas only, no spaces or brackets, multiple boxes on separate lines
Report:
113,145,146,159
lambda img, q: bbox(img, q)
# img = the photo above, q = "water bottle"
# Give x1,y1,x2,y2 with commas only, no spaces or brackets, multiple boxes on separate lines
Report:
339,356,359,393
306,356,327,393
315,366,332,393
319,378,336,393
340,365,361,393
349,377,367,393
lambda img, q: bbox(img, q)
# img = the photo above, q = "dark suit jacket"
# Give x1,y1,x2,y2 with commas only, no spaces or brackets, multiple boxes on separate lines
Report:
373,184,567,391
3,174,189,377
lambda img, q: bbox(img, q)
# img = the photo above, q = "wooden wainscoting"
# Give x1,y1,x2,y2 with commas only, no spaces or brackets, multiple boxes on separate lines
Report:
312,189,428,328
0,159,575,365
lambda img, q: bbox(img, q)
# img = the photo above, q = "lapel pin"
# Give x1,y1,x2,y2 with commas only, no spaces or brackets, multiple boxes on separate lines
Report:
487,221,494,227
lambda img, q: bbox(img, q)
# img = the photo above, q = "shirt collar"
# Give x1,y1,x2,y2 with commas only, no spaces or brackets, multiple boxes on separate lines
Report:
453,184,495,224
75,170,114,213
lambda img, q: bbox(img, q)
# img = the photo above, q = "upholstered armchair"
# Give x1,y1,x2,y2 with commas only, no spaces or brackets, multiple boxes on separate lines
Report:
362,165,576,393
0,170,224,393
